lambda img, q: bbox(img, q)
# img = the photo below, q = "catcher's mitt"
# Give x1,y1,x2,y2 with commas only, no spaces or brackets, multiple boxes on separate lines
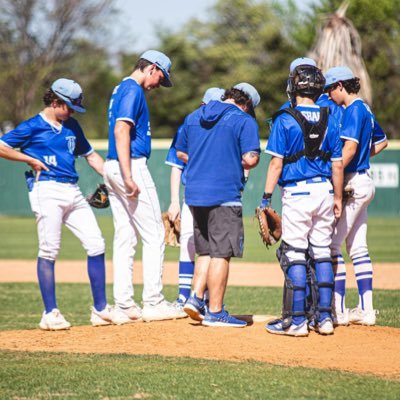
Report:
87,184,110,209
162,212,180,247
255,207,282,247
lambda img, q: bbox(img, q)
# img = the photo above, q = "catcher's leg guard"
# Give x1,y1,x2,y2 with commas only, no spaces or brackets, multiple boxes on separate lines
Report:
307,244,334,322
276,241,307,329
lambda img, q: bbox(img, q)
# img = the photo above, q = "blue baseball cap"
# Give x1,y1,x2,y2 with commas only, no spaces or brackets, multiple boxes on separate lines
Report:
233,82,260,108
324,66,355,89
140,50,173,87
202,87,225,104
290,57,317,73
51,78,86,113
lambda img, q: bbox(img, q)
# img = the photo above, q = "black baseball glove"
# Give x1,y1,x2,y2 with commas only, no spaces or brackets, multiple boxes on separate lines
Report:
87,184,110,209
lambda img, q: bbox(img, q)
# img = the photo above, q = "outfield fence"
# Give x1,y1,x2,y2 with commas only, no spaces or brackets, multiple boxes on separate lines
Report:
0,140,399,217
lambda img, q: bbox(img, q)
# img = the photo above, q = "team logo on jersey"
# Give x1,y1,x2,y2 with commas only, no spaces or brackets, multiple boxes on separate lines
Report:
65,136,76,154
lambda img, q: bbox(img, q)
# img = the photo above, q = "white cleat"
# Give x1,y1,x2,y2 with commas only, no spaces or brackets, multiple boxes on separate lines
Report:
349,307,378,326
334,308,350,326
39,309,71,331
318,318,335,335
142,300,188,322
90,304,114,327
111,304,142,325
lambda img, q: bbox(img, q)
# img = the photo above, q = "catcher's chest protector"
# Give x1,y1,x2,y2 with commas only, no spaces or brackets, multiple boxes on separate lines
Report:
273,107,330,164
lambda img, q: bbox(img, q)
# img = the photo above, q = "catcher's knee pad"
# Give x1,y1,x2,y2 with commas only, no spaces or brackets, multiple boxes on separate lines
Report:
277,241,307,328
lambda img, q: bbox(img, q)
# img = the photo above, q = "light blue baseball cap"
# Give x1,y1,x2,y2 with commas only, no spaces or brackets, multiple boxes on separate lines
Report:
140,49,173,87
233,82,260,108
324,66,355,89
51,78,85,113
202,87,225,104
289,57,317,73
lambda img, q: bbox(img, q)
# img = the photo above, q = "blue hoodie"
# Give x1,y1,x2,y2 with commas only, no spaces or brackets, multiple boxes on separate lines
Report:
175,101,260,206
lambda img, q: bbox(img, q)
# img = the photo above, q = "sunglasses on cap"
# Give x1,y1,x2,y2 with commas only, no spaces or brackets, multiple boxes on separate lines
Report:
53,90,84,106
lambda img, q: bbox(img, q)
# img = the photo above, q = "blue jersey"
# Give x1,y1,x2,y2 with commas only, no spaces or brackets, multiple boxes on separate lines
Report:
107,78,151,160
266,104,342,186
340,98,376,173
165,124,187,185
0,113,92,182
175,101,260,206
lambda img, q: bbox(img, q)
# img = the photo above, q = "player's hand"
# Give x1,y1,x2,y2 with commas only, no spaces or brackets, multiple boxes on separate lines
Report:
168,202,180,222
334,198,342,219
27,158,49,182
124,177,140,198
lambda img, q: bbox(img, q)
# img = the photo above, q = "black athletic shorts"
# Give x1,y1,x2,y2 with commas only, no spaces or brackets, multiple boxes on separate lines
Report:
190,205,244,258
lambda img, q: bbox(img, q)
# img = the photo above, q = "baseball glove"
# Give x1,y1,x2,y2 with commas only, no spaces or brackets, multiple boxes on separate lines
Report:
162,212,180,247
87,184,110,209
255,207,282,247
343,185,354,200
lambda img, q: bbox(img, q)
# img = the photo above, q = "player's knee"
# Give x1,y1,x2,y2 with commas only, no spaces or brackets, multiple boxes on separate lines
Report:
348,246,369,261
85,237,106,257
38,243,60,260
309,244,331,262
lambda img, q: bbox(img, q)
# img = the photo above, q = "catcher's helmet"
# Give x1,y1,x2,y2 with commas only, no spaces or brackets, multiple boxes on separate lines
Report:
287,65,326,101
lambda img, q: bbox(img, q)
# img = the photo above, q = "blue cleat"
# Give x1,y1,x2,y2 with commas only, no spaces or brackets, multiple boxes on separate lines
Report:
202,307,247,328
265,319,308,337
183,295,206,321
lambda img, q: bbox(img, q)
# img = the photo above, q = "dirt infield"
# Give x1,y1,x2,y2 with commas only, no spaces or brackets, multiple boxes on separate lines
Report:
1,260,399,379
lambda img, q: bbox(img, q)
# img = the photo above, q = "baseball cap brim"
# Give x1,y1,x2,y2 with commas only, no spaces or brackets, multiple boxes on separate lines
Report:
53,90,86,113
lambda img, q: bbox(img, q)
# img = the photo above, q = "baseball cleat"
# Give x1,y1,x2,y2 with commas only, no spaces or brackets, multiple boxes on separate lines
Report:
349,307,378,326
142,300,187,322
39,309,71,331
90,304,113,327
202,307,247,328
333,308,350,326
111,304,142,325
265,319,308,337
183,295,206,321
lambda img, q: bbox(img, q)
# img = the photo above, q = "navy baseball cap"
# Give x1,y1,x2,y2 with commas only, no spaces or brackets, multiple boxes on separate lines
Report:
202,87,225,104
290,57,317,73
51,78,86,113
324,66,355,89
140,50,173,87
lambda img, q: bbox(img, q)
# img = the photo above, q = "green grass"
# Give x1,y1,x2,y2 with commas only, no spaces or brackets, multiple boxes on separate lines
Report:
0,283,398,331
1,351,399,399
0,216,399,262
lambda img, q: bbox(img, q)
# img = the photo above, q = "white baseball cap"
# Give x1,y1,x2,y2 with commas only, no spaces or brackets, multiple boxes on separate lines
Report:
202,87,225,104
290,57,317,73
324,66,355,89
140,50,173,87
233,82,260,108
51,78,85,113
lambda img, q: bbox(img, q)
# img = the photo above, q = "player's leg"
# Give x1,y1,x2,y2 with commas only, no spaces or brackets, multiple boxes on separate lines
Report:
176,201,195,304
29,181,70,330
63,186,113,326
131,161,185,321
104,160,141,324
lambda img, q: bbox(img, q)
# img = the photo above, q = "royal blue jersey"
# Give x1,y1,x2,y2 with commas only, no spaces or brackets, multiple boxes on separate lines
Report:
165,124,187,185
0,113,92,182
175,101,260,206
266,104,342,186
340,98,377,173
107,78,151,160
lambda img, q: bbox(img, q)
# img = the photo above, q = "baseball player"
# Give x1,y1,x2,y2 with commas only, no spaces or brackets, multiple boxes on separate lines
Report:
176,83,261,327
165,87,225,310
104,50,187,324
324,66,388,326
263,64,343,337
0,78,112,330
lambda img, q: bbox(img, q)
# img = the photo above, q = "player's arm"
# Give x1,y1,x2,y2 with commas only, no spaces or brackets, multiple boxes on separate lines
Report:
264,156,282,195
242,151,260,169
331,159,344,219
85,151,105,177
0,142,49,178
114,120,140,197
341,140,358,168
176,151,188,163
168,166,182,221
370,139,388,157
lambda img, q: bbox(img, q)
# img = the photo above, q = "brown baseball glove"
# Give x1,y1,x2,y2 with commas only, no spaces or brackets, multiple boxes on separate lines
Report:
87,184,110,209
162,212,181,247
343,185,354,200
255,207,282,247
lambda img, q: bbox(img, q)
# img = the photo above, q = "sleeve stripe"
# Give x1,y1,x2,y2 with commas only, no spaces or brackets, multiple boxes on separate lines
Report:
340,135,359,143
0,140,12,148
78,148,94,158
116,117,135,125
373,137,387,145
265,150,284,158
331,157,343,161
165,161,184,169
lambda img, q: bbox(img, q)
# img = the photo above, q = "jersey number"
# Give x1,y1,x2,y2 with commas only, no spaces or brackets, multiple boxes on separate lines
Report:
43,155,57,166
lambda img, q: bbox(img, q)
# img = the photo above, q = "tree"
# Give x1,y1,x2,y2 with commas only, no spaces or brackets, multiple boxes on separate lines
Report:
0,0,114,125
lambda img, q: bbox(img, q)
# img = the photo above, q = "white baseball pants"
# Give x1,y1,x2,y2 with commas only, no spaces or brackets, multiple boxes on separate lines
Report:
104,158,165,307
180,201,195,263
29,181,105,260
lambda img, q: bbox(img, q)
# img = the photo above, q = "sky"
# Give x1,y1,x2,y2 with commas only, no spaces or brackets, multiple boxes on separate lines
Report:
112,0,317,53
